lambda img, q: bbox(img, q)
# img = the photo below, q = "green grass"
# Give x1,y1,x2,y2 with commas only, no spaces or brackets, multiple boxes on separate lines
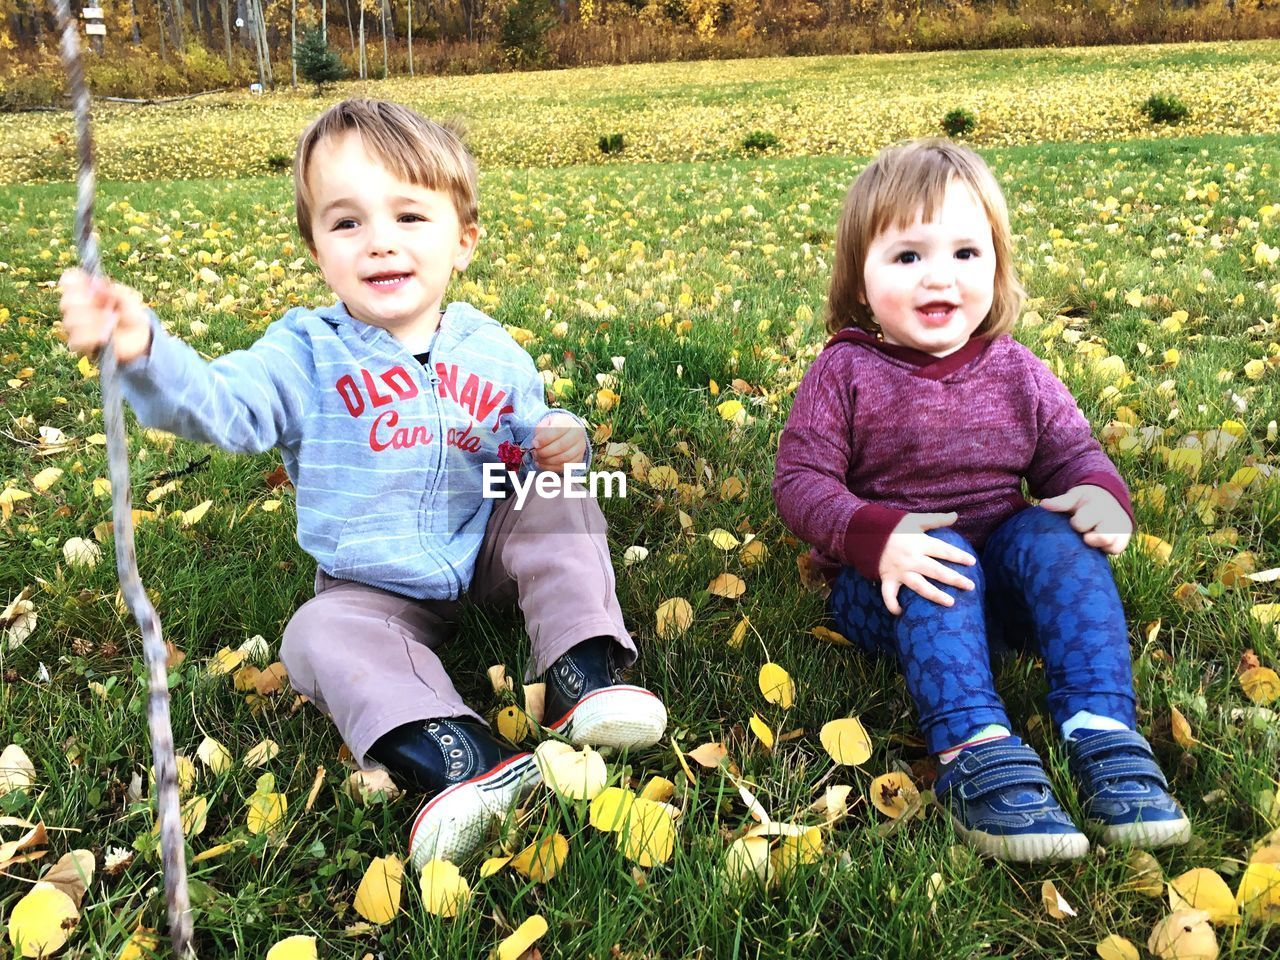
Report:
2,131,1280,957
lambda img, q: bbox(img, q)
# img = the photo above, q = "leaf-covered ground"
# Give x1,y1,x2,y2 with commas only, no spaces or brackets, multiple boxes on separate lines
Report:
2,40,1280,184
1,122,1280,955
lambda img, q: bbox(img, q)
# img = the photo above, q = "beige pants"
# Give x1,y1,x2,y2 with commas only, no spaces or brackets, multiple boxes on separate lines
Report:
281,490,635,766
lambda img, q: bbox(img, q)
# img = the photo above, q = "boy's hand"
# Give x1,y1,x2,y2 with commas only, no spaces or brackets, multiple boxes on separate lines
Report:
531,414,587,472
878,512,977,616
1040,484,1133,555
57,268,152,364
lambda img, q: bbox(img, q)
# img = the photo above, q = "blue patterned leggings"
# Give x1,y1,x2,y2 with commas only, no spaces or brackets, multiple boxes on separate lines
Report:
829,506,1137,755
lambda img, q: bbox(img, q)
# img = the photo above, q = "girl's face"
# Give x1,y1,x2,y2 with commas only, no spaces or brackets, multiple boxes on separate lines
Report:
861,178,996,358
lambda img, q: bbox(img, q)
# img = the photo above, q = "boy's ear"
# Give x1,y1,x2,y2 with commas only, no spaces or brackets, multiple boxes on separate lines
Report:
453,222,480,273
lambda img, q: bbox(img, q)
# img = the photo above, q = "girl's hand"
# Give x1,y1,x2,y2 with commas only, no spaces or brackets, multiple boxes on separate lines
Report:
878,512,977,616
531,414,587,472
57,268,152,364
1039,485,1133,555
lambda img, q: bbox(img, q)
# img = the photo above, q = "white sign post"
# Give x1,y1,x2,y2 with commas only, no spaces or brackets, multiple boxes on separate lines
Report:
82,5,105,54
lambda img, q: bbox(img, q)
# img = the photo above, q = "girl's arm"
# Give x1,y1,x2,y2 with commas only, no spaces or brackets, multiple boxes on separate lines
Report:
772,348,906,579
1025,355,1134,525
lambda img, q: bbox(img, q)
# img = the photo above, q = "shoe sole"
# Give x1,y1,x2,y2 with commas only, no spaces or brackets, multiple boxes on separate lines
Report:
548,685,667,750
1094,815,1192,849
407,751,540,869
948,812,1091,863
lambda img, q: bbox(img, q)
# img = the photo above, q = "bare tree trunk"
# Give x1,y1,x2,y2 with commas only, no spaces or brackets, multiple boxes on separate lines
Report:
172,0,186,49
358,4,366,79
257,0,274,87
380,0,388,78
291,0,298,88
407,0,413,77
129,0,141,42
158,0,168,58
322,0,327,41
345,0,356,52
221,0,233,67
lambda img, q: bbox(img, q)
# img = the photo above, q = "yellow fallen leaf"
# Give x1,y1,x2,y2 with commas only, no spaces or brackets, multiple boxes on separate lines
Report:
707,528,740,550
0,743,36,797
1249,603,1280,626
656,597,693,638
479,855,512,878
486,664,512,694
1148,909,1218,960
809,784,853,822
354,855,404,924
758,662,795,709
495,705,534,743
729,616,749,648
771,827,823,876
869,771,919,819
118,926,161,960
1171,706,1198,749
1235,862,1280,922
708,572,746,599
62,537,101,569
179,500,213,527
490,915,548,960
719,476,744,499
31,468,63,493
748,713,774,749
1240,667,1280,705
246,791,286,835
510,834,569,882
647,465,679,489
716,399,745,422
180,795,209,838
589,787,636,832
1096,934,1141,960
244,739,279,769
672,739,696,785
195,736,231,774
1168,868,1239,925
265,935,317,960
7,883,79,958
261,499,282,512
619,797,676,867
1042,879,1078,919
191,841,241,863
811,626,851,646
640,776,675,803
723,836,772,889
687,741,728,768
207,646,246,677
1124,850,1166,897
1135,533,1174,564
820,717,873,766
739,539,768,566
534,741,607,801
419,860,472,918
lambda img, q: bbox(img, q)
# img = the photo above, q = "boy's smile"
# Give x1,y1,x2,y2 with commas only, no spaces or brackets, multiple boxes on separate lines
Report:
306,132,478,353
861,179,996,357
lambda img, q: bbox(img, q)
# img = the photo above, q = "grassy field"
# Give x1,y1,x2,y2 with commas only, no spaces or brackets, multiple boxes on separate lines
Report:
2,40,1280,184
2,47,1280,960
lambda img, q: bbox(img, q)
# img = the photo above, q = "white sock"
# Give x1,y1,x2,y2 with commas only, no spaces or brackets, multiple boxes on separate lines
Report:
938,724,1011,764
1060,710,1127,740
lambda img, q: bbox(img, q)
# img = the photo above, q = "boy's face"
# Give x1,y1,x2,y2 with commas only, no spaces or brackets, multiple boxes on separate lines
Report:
305,132,478,351
860,179,995,358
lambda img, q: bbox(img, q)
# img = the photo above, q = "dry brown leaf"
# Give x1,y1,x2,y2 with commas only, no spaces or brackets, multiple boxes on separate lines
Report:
39,850,95,908
1171,706,1198,749
708,573,746,599
1148,909,1218,960
1041,879,1078,920
254,661,288,695
687,742,728,768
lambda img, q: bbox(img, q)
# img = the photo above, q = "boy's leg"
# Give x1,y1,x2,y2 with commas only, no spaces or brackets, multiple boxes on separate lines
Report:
281,571,539,866
831,528,1087,862
982,506,1189,848
470,485,667,749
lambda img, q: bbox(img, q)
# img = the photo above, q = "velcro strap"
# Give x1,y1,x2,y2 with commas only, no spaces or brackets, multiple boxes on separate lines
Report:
958,742,1042,773
959,763,1051,801
1085,755,1168,788
1070,729,1152,763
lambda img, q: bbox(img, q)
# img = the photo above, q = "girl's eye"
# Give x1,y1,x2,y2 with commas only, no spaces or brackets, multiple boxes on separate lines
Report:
956,247,980,259
895,251,919,264
333,218,356,231
399,214,426,223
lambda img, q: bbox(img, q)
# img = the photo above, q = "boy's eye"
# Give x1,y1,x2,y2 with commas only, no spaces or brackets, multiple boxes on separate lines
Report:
895,251,919,264
333,218,357,230
399,214,426,223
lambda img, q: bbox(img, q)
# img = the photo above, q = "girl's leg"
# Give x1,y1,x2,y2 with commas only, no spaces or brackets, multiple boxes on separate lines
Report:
981,506,1136,733
982,507,1189,848
829,527,1009,756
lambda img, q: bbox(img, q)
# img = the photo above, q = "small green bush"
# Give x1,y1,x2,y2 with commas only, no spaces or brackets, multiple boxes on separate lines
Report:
598,133,625,155
941,108,977,138
742,130,780,152
1142,93,1189,126
266,153,293,172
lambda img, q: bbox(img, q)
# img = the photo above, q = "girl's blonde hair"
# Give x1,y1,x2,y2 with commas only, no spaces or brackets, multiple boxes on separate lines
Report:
825,138,1024,337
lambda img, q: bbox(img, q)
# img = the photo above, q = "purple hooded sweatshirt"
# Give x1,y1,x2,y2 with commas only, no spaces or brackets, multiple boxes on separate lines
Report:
772,327,1134,581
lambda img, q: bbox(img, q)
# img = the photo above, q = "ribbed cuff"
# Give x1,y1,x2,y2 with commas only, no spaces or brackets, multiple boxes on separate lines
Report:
842,504,908,580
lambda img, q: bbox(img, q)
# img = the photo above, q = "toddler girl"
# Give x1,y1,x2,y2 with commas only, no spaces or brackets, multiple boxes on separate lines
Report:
773,139,1190,862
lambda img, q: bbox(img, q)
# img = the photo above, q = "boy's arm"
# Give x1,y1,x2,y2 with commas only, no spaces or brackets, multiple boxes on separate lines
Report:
772,349,904,580
507,352,592,470
119,311,311,454
1024,354,1134,525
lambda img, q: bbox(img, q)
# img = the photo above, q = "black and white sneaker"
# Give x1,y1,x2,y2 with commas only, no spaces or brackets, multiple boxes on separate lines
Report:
406,719,539,869
543,637,667,750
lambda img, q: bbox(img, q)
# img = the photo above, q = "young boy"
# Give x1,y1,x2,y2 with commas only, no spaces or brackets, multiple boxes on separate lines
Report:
58,98,667,868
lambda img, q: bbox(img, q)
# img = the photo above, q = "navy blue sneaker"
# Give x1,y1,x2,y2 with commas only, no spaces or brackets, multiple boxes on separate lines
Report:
543,637,667,750
936,736,1089,862
1065,728,1191,849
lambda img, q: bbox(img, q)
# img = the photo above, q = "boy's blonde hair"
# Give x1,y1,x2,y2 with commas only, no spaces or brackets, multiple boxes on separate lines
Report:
294,98,478,249
825,138,1024,338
